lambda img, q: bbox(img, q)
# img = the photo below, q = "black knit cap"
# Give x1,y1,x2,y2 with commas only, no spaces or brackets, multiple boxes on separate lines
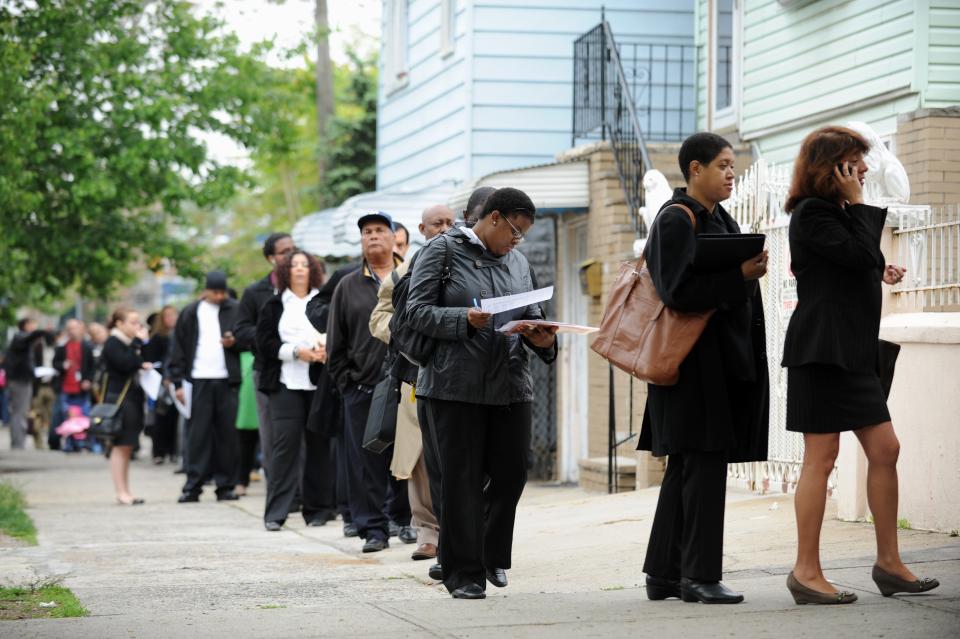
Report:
204,270,228,291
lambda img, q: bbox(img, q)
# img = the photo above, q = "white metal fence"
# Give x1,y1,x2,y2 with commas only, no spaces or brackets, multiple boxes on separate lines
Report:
893,204,960,311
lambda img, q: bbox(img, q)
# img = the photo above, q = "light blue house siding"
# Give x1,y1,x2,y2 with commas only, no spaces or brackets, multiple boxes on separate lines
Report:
378,0,695,191
694,0,960,165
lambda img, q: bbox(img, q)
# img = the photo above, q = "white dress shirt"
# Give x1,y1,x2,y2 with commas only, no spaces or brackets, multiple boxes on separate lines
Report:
277,288,320,391
191,300,228,379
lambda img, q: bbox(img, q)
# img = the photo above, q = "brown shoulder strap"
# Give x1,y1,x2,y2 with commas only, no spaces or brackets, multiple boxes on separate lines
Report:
637,203,699,268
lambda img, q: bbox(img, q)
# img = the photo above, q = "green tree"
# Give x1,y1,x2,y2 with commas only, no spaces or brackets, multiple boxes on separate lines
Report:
0,0,298,318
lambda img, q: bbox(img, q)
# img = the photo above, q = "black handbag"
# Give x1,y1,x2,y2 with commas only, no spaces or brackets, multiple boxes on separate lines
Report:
88,375,133,441
362,375,400,454
877,339,901,400
306,366,342,438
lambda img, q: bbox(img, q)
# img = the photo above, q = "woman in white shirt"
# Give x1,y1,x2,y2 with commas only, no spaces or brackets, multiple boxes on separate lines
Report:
256,250,332,531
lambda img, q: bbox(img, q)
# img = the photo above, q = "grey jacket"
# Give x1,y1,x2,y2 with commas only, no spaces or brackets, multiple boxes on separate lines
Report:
407,227,556,405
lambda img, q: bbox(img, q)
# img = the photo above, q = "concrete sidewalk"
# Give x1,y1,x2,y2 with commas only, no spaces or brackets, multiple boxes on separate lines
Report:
1,444,958,638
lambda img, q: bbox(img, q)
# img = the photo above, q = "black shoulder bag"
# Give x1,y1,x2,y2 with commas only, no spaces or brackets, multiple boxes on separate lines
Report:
88,374,133,441
390,235,454,367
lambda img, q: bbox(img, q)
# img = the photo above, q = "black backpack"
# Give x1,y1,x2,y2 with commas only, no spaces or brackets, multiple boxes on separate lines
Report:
388,234,454,383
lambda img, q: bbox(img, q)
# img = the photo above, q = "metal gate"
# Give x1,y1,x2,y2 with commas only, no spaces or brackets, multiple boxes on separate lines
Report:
518,218,557,480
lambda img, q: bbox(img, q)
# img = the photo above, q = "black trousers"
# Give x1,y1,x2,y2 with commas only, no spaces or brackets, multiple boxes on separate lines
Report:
342,385,411,541
428,399,530,593
235,429,259,487
182,379,239,497
643,451,728,582
334,433,352,523
151,405,179,459
264,387,336,524
418,399,443,524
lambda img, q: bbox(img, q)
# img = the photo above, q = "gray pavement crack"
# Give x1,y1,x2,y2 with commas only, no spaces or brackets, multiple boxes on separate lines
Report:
372,602,457,637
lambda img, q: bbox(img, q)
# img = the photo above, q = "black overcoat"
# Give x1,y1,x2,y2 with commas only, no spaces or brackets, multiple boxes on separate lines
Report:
637,189,769,463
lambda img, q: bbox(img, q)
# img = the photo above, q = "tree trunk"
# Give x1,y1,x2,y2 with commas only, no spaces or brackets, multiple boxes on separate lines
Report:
315,0,334,184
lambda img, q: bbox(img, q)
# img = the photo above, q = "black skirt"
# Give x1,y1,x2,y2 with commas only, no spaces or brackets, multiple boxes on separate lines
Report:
786,364,890,433
112,389,145,447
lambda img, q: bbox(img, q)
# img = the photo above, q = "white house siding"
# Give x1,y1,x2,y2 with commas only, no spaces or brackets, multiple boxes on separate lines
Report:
926,0,960,107
470,0,694,179
378,0,695,190
377,0,470,190
740,0,917,137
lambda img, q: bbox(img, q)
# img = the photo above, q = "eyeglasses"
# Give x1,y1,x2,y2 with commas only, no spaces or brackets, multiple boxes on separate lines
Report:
501,214,526,243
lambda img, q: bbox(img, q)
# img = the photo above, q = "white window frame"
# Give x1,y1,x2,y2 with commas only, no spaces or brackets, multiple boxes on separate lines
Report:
710,0,740,130
440,0,456,58
385,0,409,94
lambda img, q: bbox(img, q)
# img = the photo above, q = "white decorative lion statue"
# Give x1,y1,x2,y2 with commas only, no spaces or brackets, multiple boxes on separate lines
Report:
845,121,910,204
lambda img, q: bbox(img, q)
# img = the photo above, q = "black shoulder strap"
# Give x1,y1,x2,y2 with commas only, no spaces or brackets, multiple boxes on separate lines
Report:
439,234,454,283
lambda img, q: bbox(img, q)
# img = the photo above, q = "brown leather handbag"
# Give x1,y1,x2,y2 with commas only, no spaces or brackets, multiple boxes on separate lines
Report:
591,204,715,386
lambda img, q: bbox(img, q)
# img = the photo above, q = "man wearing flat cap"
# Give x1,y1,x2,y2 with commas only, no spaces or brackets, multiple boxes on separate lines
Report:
327,212,412,552
168,271,242,502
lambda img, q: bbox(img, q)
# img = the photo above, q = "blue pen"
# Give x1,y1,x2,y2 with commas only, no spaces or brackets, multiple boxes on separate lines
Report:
473,297,479,309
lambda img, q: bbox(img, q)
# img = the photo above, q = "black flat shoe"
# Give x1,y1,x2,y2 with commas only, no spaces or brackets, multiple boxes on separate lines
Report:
362,538,389,553
428,563,443,581
486,567,508,588
872,564,940,597
398,525,418,544
451,584,486,600
216,491,239,501
388,520,401,537
343,522,359,538
177,493,200,503
264,521,282,532
680,578,744,604
646,575,681,600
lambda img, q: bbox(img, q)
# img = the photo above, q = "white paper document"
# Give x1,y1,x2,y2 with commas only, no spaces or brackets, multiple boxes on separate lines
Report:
480,286,554,315
33,366,58,379
497,320,599,335
172,380,192,419
139,368,163,401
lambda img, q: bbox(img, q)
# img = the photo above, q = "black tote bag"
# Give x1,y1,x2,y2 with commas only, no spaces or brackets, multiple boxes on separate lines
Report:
362,375,400,454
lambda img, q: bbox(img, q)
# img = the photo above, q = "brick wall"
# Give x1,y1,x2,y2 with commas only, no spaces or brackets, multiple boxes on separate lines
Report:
896,107,960,205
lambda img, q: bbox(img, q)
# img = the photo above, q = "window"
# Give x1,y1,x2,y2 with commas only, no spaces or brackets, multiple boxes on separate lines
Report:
385,0,409,93
711,0,739,129
440,0,455,57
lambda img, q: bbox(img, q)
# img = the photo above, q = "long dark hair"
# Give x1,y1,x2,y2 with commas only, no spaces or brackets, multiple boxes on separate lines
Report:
274,249,325,292
785,126,870,212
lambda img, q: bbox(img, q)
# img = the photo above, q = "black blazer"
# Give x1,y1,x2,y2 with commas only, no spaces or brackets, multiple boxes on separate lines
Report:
781,198,887,373
255,293,322,394
101,335,145,400
167,297,241,387
53,340,96,390
233,273,276,370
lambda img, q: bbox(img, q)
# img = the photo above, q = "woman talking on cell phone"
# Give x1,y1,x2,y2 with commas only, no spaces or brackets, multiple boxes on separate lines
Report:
781,126,938,604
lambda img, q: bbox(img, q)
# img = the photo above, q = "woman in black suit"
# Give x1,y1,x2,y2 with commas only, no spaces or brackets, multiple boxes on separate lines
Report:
639,133,770,604
102,306,153,505
782,126,939,604
143,305,179,463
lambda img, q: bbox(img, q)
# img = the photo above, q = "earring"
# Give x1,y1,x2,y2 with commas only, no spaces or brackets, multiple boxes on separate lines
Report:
493,221,497,226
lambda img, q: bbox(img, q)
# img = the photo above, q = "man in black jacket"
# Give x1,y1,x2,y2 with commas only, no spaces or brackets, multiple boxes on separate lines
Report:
327,212,410,552
169,271,242,502
233,232,293,481
3,318,53,449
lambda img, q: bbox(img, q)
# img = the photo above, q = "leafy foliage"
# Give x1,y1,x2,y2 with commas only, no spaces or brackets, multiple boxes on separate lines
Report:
0,0,299,317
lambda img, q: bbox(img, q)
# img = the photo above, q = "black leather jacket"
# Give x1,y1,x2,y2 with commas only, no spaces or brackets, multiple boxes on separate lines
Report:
406,227,556,405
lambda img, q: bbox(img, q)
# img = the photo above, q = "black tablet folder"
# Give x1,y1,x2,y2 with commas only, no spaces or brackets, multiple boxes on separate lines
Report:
693,234,766,271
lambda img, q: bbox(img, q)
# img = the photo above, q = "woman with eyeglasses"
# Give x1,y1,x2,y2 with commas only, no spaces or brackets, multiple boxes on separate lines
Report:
406,187,558,600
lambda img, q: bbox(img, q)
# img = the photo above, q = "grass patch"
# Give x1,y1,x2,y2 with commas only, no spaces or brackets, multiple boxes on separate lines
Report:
257,604,286,610
0,583,88,620
600,585,625,591
897,518,912,530
0,481,37,545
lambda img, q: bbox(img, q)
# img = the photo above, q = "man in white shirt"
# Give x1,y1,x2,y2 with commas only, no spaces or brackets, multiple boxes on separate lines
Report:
168,271,242,502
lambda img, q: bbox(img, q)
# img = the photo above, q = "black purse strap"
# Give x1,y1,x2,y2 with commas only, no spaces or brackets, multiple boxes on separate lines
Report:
98,373,133,407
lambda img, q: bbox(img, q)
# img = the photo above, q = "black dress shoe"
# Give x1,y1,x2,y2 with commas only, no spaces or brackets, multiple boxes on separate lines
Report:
646,575,682,600
264,521,283,532
343,522,359,538
362,537,389,553
486,567,508,588
177,494,200,503
216,491,239,501
428,563,443,581
306,518,328,527
398,525,417,544
680,578,744,604
451,584,486,600
388,520,401,537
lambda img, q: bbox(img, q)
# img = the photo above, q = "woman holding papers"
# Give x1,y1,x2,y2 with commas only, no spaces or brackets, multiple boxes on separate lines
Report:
102,306,152,505
407,187,558,600
781,126,937,604
638,133,770,604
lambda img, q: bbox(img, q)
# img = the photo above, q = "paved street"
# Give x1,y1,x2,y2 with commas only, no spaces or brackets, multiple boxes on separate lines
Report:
1,443,958,638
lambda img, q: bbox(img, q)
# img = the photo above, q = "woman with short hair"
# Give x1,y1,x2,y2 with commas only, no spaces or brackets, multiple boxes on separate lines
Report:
782,126,938,604
407,187,558,600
